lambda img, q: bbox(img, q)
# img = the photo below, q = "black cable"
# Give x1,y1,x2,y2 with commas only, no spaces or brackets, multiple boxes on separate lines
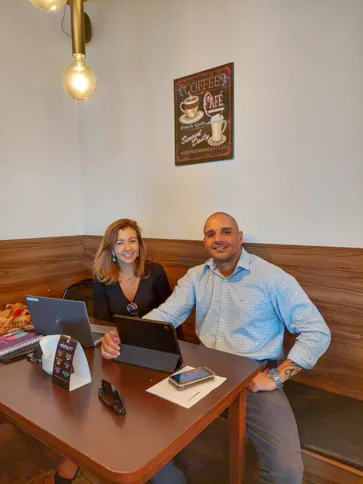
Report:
61,6,71,38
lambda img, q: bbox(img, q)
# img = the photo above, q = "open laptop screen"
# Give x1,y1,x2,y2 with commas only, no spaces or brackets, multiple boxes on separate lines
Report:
25,296,98,347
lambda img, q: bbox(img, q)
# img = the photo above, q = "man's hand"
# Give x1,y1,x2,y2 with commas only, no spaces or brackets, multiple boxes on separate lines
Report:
100,330,120,360
247,370,277,393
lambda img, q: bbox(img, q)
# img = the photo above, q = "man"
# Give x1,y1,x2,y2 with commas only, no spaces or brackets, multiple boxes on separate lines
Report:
102,212,331,484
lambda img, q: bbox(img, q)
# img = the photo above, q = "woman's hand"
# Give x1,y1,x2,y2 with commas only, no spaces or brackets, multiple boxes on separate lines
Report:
100,330,121,359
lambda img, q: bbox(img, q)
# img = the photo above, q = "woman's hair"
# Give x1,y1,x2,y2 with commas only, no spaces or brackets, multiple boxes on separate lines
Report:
93,218,148,284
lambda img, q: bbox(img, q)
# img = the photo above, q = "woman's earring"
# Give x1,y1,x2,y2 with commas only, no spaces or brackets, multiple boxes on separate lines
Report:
112,254,116,262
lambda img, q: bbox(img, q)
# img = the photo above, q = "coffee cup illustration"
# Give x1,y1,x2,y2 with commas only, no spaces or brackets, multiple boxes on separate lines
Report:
180,95,199,119
210,114,227,142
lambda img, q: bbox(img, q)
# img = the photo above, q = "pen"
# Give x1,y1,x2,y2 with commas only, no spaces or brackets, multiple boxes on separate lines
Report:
188,392,200,401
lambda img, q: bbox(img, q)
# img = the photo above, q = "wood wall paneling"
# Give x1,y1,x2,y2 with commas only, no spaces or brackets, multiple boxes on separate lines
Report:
0,236,85,307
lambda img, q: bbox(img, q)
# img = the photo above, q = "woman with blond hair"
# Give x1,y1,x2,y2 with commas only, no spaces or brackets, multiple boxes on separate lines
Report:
93,218,171,322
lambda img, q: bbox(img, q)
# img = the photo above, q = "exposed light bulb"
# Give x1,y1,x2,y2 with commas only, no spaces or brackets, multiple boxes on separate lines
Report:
62,58,98,101
29,0,67,13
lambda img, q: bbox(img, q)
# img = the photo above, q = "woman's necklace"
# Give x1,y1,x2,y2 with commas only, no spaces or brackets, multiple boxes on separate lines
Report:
119,274,138,285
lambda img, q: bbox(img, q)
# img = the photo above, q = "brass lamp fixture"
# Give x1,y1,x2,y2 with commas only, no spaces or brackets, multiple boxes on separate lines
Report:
30,0,98,101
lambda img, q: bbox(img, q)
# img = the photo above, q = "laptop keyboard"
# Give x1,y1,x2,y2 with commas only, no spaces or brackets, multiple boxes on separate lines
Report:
92,331,105,342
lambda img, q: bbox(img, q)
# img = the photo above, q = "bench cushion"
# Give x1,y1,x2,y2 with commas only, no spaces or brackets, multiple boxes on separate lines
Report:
284,381,363,471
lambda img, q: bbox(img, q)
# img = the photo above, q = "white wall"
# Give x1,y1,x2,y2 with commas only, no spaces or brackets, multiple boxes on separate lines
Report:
3,1,362,247
80,0,363,248
0,1,83,240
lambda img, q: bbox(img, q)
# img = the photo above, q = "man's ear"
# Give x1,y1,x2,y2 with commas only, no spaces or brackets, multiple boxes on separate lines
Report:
239,231,243,246
203,236,207,250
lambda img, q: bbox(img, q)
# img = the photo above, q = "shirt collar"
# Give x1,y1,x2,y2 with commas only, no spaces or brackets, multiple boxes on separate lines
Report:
205,248,251,274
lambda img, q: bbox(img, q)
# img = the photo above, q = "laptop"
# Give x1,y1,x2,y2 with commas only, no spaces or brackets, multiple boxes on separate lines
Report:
113,315,183,373
25,296,109,347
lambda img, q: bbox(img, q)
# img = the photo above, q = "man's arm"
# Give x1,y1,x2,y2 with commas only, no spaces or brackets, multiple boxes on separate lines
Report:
272,270,331,369
248,270,331,393
144,268,197,325
248,359,302,392
278,359,302,382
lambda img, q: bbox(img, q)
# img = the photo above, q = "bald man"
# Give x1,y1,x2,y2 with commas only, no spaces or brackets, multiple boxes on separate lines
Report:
102,212,331,484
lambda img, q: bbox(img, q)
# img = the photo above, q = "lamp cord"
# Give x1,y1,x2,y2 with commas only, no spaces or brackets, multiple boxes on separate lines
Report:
61,6,71,38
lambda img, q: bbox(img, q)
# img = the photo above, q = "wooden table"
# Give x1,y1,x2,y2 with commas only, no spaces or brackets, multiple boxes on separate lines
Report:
0,340,258,484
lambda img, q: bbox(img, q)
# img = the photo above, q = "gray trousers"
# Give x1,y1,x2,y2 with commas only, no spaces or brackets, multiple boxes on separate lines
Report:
246,360,304,484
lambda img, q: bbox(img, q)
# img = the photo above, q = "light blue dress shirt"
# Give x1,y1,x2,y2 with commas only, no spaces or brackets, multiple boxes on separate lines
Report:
145,249,331,369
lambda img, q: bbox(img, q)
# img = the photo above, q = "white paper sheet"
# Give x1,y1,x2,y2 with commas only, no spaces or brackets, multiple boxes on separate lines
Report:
146,366,227,409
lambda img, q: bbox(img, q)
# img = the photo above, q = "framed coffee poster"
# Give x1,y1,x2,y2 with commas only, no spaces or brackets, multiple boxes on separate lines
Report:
174,62,234,166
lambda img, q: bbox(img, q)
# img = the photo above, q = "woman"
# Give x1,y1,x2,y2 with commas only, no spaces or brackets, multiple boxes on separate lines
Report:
93,218,171,322
56,219,184,484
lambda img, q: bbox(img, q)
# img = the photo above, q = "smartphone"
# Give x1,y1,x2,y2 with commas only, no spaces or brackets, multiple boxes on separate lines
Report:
168,366,215,390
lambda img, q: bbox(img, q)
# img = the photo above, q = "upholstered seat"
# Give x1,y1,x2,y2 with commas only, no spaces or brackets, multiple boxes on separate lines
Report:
284,381,363,471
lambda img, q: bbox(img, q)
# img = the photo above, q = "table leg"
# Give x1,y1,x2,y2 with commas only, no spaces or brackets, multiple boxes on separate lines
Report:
229,389,246,484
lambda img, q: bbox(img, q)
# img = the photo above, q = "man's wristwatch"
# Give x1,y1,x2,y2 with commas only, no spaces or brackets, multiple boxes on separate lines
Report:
267,368,283,389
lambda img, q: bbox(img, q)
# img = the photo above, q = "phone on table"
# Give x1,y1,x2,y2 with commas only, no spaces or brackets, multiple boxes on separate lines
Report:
168,366,215,390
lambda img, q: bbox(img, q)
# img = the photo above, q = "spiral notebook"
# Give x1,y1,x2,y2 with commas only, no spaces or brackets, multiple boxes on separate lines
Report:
0,331,43,358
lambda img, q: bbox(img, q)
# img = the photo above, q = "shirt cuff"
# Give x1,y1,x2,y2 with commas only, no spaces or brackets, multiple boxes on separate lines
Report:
287,346,318,370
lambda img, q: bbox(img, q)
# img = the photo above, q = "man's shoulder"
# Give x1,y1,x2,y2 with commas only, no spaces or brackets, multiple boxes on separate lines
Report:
184,260,210,279
248,252,287,280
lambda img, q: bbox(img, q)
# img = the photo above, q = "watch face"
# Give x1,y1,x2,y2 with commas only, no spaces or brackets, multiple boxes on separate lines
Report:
268,368,283,387
269,368,278,377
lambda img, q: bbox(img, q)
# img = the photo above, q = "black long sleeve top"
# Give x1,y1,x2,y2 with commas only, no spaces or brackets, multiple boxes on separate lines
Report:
93,262,171,322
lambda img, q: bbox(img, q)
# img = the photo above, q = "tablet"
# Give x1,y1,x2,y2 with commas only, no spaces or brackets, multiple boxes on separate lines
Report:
112,315,183,373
